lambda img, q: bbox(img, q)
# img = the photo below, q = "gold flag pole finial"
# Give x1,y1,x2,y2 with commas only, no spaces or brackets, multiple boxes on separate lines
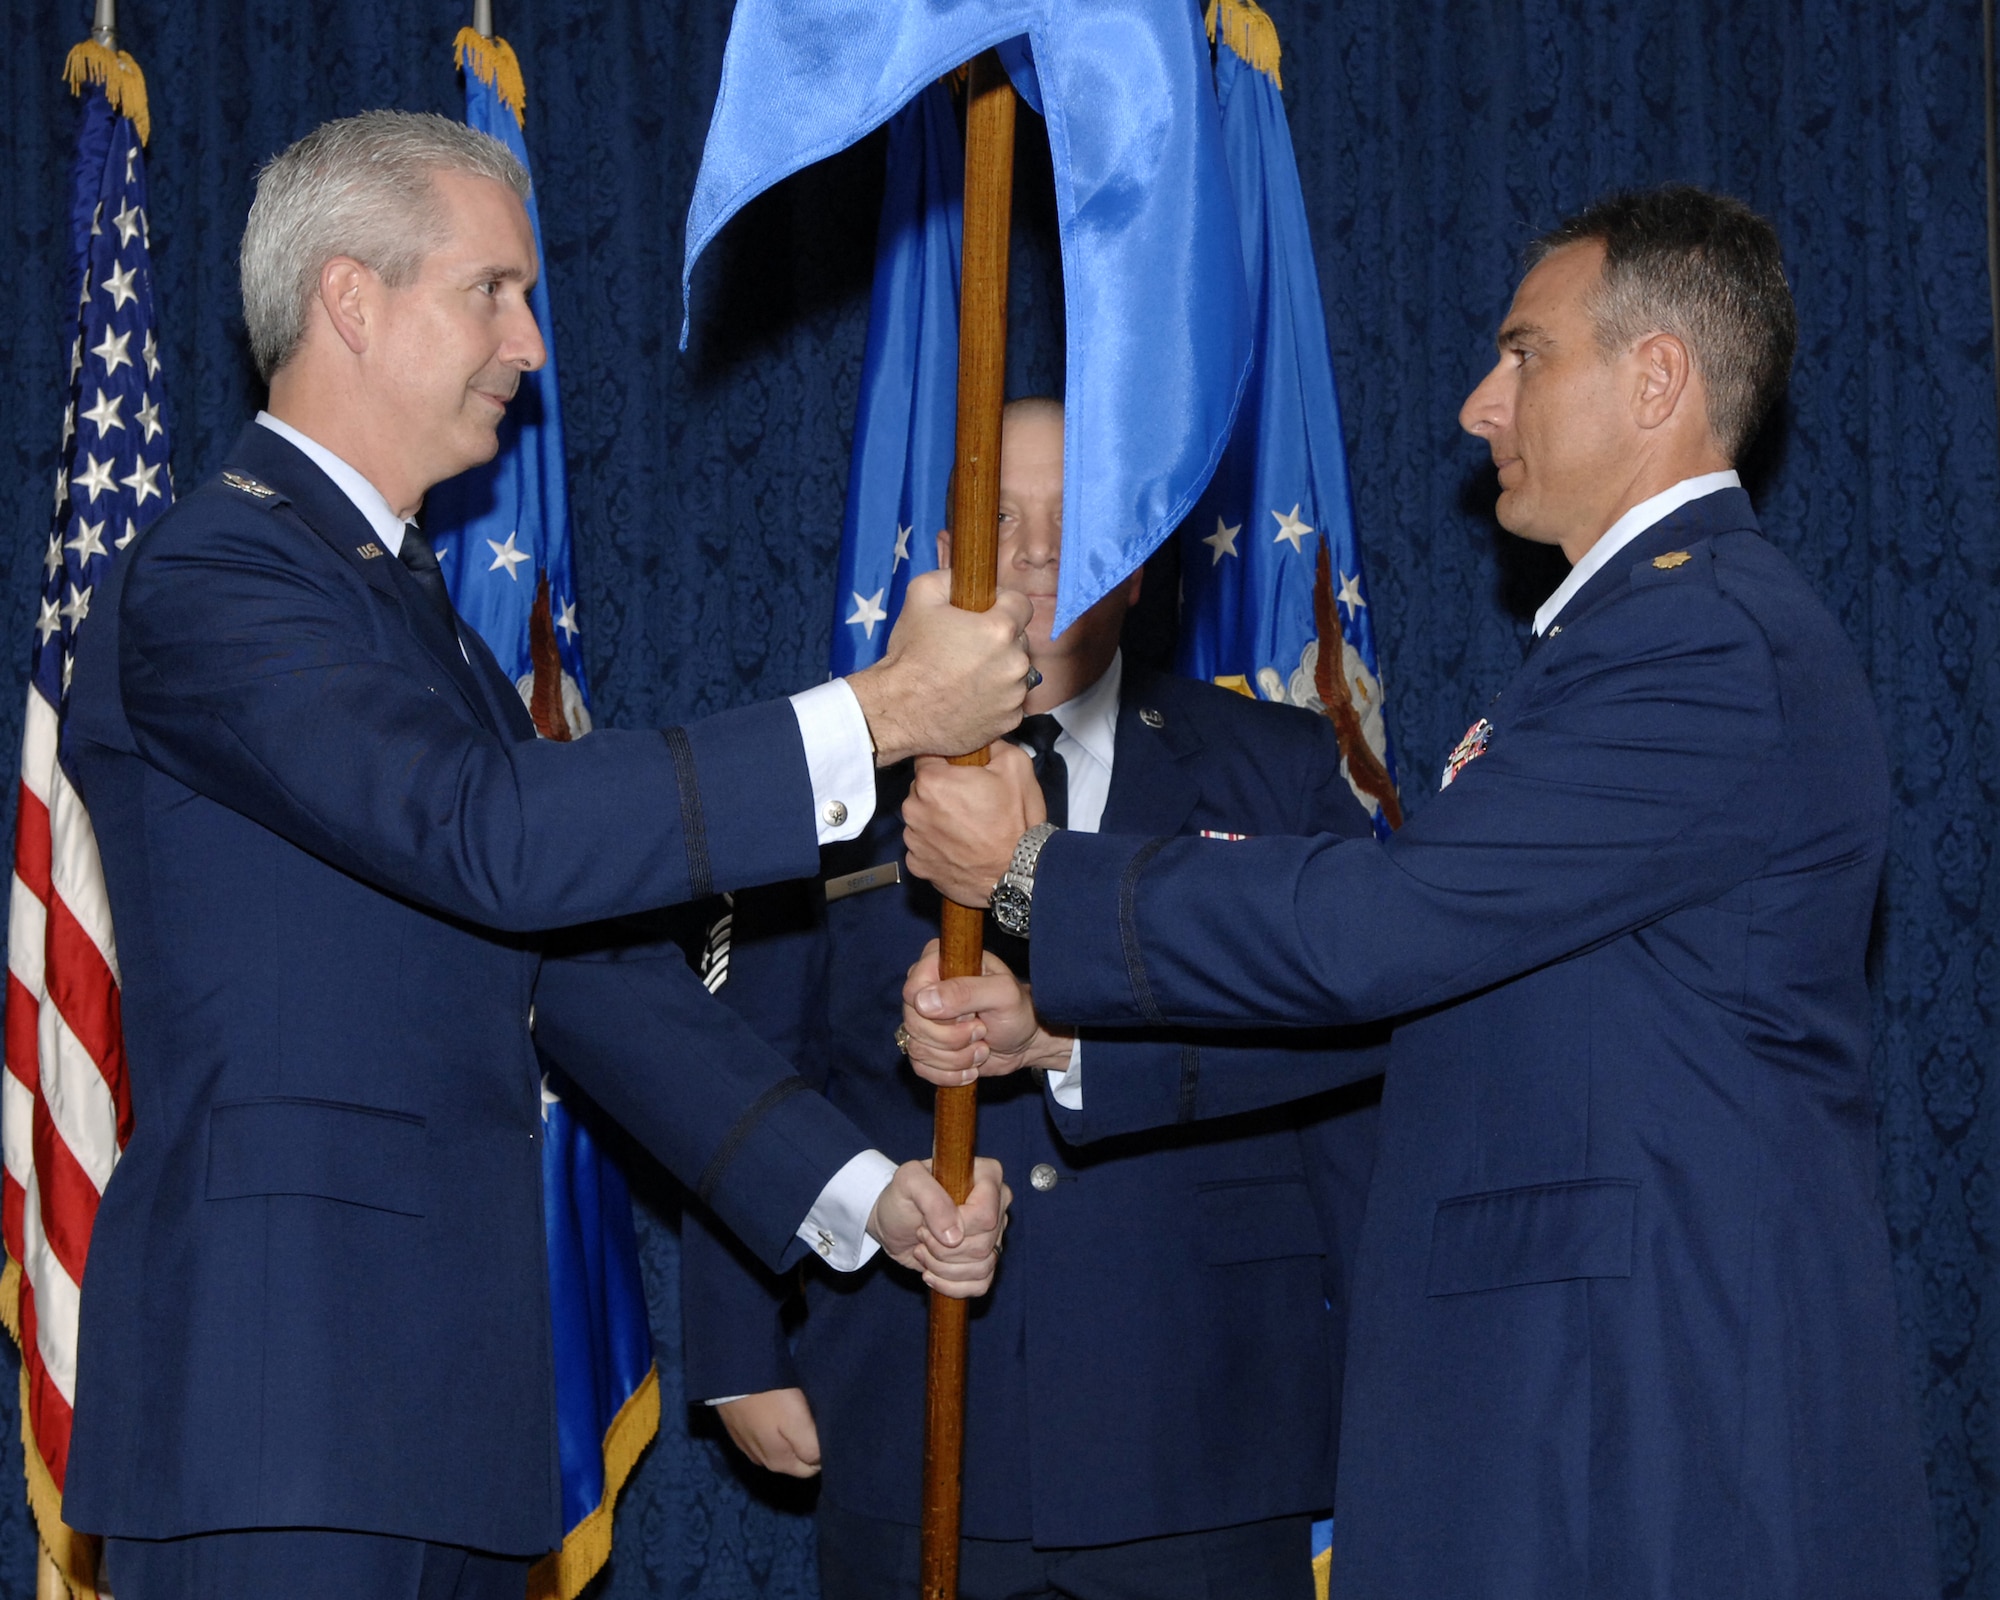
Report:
454,0,527,128
65,0,151,146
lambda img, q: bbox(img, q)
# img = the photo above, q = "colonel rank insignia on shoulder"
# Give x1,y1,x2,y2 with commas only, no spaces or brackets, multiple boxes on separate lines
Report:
219,470,276,501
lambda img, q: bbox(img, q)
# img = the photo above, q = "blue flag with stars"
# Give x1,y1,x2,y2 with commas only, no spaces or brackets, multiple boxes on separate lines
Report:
686,0,1253,637
429,44,588,707
1178,0,1400,832
829,79,962,677
45,75,172,673
428,36,657,1600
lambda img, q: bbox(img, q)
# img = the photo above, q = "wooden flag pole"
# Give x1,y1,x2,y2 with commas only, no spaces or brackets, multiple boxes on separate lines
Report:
920,47,1017,1600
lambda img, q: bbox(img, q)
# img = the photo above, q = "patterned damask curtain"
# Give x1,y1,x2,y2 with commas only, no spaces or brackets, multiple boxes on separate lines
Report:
1,0,1993,1595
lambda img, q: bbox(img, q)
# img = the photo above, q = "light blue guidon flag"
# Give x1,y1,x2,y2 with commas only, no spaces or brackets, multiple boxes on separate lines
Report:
685,0,1254,636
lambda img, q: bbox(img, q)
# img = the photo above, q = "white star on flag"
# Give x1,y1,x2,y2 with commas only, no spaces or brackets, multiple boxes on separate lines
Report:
80,390,124,438
61,405,75,451
60,586,93,629
67,518,108,564
69,336,83,380
555,598,580,642
42,536,62,579
111,200,143,246
1337,570,1367,619
847,588,889,639
1202,517,1241,565
117,517,140,550
72,454,118,502
486,530,530,580
120,458,164,507
1271,504,1314,553
136,394,163,442
892,524,913,568
143,329,160,380
101,260,139,312
91,326,133,377
34,598,61,646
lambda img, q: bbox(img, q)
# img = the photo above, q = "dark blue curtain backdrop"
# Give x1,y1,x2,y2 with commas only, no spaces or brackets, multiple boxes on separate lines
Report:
2,0,1995,1595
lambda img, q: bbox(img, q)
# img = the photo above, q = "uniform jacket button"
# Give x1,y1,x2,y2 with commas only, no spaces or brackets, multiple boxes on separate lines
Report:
823,800,848,827
1029,1163,1058,1192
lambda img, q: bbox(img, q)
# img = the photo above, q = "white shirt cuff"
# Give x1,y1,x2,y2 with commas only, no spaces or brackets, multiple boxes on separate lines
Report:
790,679,876,842
1047,1037,1084,1109
797,1148,898,1270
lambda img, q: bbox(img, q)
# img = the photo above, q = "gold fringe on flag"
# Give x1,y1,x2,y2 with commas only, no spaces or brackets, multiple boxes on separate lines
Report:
1204,0,1284,89
62,40,151,146
454,28,528,128
524,1365,661,1600
1,1263,103,1600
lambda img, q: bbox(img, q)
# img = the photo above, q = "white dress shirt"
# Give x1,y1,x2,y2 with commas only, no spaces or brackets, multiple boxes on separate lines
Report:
252,414,892,1267
1022,652,1124,1110
1532,470,1741,636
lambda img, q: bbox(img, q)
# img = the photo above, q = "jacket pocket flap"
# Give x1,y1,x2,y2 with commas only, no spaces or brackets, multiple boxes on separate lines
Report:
207,1097,427,1217
1197,1176,1326,1265
1427,1178,1636,1297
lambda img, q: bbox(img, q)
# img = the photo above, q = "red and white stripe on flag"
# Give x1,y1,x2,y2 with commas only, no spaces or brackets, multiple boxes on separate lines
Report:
4,685,130,1489
3,48,166,1534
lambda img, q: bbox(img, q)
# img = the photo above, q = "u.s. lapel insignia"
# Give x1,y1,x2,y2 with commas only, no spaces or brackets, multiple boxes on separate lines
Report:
1653,550,1692,570
1439,717,1492,790
355,542,386,560
219,470,275,500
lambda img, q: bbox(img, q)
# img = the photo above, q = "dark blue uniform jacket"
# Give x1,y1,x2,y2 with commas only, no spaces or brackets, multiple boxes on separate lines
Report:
1029,492,1938,1599
58,424,875,1555
683,668,1383,1547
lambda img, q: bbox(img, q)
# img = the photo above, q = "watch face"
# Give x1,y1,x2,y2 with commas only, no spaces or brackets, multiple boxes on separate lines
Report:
991,883,1031,936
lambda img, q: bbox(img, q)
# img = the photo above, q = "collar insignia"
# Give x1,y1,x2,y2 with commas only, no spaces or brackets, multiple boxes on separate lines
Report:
1440,717,1493,791
1652,550,1692,570
220,470,276,500
355,542,386,560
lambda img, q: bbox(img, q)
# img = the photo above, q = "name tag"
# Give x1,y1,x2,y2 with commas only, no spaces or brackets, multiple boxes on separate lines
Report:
825,861,901,903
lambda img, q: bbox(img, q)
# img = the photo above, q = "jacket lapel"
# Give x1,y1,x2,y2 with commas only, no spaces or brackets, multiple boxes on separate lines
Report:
1099,670,1201,837
226,426,500,731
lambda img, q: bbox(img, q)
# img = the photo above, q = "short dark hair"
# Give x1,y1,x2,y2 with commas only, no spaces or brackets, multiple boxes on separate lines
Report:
1529,185,1796,460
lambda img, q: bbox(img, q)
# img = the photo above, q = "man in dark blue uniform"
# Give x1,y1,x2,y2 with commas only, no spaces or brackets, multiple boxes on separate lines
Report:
60,112,1022,1600
684,399,1382,1600
900,189,1939,1599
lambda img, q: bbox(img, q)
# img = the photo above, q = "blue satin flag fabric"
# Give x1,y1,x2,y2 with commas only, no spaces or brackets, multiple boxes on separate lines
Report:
683,0,1253,635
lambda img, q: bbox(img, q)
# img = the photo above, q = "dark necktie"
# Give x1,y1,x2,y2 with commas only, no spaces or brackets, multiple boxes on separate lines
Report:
1014,713,1070,830
398,522,458,630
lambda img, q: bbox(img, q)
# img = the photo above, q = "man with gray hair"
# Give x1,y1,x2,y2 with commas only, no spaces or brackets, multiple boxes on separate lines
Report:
60,110,1025,1599
900,185,1939,1597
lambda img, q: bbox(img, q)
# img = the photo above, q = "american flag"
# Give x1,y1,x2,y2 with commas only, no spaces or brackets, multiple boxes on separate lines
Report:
3,53,168,1535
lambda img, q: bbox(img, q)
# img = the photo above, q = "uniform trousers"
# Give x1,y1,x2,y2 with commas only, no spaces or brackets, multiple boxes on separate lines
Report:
103,1527,531,1600
816,1502,1318,1600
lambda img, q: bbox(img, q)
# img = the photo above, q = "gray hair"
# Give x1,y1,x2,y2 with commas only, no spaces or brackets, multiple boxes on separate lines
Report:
1529,185,1796,461
240,110,530,381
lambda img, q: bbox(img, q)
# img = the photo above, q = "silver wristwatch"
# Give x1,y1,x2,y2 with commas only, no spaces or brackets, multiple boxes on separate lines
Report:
989,823,1058,937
